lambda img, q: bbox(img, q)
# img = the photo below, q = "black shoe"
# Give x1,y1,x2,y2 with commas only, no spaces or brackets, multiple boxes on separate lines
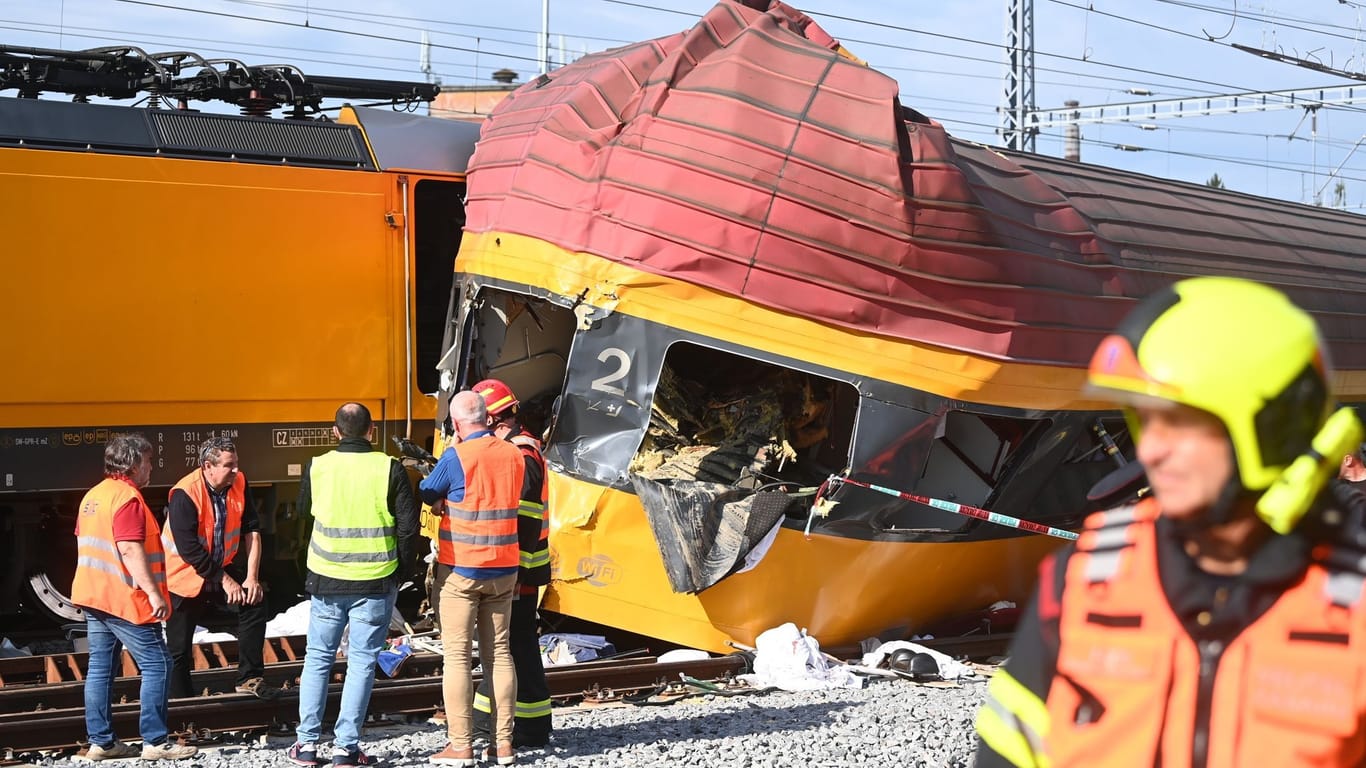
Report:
332,747,376,766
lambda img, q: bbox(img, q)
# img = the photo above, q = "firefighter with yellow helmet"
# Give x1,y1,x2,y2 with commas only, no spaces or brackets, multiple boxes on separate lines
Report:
975,276,1366,767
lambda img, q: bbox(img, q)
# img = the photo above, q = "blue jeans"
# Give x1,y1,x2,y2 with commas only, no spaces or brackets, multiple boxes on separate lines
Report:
296,589,397,750
84,608,173,747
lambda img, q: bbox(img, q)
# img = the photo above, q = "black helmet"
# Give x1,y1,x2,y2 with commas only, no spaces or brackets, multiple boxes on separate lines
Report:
886,648,916,672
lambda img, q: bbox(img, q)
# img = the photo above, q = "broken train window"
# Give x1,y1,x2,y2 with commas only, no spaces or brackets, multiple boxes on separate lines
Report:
826,407,1128,539
448,286,576,445
627,342,859,594
630,342,857,489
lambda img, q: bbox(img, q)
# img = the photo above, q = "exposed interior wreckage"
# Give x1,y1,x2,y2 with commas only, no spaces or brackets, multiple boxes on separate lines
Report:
433,0,1366,652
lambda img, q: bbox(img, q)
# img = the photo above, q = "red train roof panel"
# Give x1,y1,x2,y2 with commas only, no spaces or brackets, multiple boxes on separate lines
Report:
463,0,1366,370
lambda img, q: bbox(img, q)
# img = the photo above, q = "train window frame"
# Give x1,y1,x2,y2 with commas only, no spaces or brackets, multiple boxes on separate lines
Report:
626,340,860,490
436,283,577,440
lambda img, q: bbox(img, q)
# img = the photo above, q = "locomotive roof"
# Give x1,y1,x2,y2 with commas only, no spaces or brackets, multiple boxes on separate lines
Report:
340,105,481,174
0,43,477,172
460,0,1366,374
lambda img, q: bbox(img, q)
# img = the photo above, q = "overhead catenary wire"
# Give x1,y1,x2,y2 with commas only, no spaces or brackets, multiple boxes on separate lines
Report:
603,0,1316,99
112,0,547,65
10,0,1366,207
91,0,1366,121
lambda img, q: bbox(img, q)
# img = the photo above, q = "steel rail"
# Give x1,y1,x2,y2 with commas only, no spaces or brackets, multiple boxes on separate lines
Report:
1,632,1012,756
0,655,745,755
0,636,309,687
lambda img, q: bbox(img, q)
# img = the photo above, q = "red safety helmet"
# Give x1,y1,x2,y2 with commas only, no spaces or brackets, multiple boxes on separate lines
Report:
472,378,519,417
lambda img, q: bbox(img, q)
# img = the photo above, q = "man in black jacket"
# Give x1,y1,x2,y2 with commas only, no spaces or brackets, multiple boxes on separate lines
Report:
287,403,420,768
161,437,274,699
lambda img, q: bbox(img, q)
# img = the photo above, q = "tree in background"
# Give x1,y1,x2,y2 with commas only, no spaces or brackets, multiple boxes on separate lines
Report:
1206,173,1226,189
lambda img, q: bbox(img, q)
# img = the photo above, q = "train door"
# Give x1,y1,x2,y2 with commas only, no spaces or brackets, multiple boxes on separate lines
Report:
400,176,468,459
412,179,467,399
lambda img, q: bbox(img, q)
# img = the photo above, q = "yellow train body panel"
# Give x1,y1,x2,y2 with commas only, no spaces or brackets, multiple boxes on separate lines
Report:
448,231,1104,650
2,147,402,427
449,228,1366,651
457,232,1101,412
543,473,1058,653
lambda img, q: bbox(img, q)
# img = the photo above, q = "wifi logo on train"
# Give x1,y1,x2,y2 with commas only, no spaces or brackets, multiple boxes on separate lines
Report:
576,555,623,588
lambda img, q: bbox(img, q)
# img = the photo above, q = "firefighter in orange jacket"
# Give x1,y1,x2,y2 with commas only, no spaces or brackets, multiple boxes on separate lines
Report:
161,436,275,699
469,379,553,749
975,277,1366,768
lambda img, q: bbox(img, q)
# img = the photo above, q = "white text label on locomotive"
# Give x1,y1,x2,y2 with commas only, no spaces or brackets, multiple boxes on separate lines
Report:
272,427,337,448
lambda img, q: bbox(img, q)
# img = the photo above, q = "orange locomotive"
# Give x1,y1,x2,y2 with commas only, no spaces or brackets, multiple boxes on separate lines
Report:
434,0,1366,653
0,45,479,621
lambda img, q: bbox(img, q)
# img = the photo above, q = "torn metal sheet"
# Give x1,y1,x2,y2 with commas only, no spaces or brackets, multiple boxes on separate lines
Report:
630,478,796,593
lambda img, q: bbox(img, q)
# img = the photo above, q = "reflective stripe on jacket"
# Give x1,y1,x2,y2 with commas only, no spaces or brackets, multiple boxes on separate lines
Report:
71,477,169,625
474,690,552,721
1043,496,1366,768
511,431,551,590
161,470,245,597
438,434,523,570
306,450,398,581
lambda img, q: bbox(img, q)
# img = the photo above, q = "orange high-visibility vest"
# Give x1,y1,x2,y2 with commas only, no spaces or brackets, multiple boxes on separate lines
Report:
1048,497,1366,767
161,470,246,598
71,477,170,625
437,434,523,570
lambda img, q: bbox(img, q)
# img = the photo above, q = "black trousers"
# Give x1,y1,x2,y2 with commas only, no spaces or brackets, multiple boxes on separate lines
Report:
473,593,552,747
164,563,270,698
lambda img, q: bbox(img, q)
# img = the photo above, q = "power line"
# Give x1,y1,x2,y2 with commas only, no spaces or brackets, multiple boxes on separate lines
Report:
113,0,546,65
1146,0,1366,44
218,0,640,47
10,0,1362,202
0,20,505,85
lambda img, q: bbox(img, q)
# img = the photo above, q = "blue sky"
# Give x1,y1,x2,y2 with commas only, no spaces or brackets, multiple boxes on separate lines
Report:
8,1,1366,210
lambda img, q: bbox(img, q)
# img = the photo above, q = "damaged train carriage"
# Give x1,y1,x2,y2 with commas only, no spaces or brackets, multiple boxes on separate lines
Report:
436,0,1366,653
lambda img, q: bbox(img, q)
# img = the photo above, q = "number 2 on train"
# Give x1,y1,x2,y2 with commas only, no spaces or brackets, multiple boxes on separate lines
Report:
591,348,631,396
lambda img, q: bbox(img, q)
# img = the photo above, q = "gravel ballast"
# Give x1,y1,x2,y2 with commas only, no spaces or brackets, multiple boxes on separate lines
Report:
33,677,990,768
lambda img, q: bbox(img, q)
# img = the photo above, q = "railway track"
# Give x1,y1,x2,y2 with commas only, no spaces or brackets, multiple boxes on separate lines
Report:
0,633,1011,758
0,651,747,756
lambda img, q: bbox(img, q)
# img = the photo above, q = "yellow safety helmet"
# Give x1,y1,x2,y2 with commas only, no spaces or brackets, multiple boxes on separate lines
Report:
1086,276,1362,532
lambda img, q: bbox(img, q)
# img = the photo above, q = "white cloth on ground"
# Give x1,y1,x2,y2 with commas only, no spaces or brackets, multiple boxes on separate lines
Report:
858,639,975,681
737,622,863,691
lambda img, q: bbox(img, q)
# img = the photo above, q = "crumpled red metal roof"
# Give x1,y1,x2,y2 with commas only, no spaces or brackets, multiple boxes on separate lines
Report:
463,0,1366,371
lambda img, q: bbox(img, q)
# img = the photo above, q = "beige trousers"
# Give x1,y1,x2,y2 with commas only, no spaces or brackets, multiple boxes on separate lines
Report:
437,568,518,748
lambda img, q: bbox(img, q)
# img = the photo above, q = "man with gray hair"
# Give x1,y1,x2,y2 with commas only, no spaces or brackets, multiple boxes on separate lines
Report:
74,433,198,761
422,390,525,767
161,436,274,699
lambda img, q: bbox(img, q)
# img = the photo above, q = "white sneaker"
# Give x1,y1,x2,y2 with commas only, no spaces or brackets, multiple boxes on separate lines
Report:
140,742,198,761
85,741,137,761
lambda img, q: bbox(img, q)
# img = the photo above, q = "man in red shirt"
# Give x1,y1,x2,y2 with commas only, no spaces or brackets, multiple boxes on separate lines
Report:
73,433,197,761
